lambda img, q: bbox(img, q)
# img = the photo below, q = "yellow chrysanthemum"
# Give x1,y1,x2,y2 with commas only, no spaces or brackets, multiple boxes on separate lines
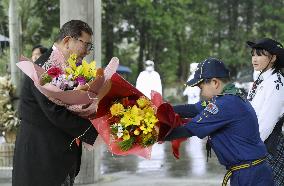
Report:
142,129,150,134
144,111,158,123
134,129,140,135
140,112,158,135
120,112,132,127
122,131,130,141
130,106,143,124
130,105,139,116
137,97,150,108
143,107,155,115
120,107,143,127
140,125,145,131
110,103,125,116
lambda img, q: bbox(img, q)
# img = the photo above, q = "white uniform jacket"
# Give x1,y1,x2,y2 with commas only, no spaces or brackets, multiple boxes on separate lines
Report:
183,74,200,104
136,70,162,98
247,68,284,141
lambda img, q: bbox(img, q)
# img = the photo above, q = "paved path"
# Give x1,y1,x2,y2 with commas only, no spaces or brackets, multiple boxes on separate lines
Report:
0,139,226,186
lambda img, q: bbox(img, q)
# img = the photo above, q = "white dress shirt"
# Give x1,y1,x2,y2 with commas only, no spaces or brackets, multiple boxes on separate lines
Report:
248,68,284,141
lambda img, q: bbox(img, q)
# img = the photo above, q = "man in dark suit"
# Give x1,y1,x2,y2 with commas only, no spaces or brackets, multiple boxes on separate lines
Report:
12,20,98,186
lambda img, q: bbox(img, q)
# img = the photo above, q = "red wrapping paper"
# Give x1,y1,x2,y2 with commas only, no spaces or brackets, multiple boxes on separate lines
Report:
157,103,191,159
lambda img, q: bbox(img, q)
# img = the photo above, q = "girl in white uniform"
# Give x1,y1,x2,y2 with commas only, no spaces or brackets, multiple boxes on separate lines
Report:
247,38,284,186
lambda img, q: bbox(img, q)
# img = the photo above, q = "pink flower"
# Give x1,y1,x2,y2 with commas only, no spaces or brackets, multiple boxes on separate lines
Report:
75,76,87,85
47,67,63,78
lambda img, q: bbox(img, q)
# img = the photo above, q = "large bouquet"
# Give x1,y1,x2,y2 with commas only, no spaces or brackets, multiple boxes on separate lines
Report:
91,73,188,159
17,46,118,118
91,73,163,159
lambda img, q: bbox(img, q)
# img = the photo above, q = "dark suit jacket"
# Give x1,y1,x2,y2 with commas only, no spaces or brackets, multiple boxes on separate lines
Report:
12,48,98,186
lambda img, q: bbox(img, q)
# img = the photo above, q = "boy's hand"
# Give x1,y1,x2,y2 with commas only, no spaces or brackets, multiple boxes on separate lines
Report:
164,126,193,141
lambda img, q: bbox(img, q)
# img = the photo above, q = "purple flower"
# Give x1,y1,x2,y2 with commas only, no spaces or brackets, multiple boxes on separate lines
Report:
76,59,82,66
75,76,86,85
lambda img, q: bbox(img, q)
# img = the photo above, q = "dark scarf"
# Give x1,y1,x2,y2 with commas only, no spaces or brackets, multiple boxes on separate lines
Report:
221,83,246,101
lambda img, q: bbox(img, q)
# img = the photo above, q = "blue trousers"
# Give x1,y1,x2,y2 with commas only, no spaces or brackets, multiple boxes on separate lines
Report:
230,162,274,186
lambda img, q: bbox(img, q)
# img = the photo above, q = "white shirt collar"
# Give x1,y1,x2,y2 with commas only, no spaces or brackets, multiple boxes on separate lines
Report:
258,68,274,81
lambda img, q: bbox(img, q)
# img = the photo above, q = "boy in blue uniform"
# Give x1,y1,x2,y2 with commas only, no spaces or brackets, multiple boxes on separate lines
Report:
164,58,274,186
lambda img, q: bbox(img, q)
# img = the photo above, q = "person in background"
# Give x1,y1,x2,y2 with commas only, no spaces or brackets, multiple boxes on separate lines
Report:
183,63,200,104
183,62,205,176
136,60,162,98
164,58,274,186
136,59,164,170
246,38,284,186
13,20,98,186
31,44,48,62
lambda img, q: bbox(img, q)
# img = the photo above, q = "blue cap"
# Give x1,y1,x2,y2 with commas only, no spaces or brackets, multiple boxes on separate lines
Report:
187,58,230,87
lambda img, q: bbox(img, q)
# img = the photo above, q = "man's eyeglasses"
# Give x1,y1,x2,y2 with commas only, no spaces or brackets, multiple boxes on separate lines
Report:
72,37,94,51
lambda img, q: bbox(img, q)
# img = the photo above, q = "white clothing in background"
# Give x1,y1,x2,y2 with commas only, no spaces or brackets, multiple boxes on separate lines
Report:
184,68,205,176
183,74,200,104
136,70,162,98
248,69,284,141
186,136,206,176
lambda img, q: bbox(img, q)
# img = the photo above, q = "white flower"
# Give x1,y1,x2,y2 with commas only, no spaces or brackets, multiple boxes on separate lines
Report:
117,132,123,138
117,124,123,132
68,81,74,87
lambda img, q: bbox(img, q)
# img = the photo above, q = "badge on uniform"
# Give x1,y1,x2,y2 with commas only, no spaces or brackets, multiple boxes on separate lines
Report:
204,103,219,114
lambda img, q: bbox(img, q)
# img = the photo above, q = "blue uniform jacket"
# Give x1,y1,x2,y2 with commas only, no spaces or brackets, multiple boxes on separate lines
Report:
174,94,267,167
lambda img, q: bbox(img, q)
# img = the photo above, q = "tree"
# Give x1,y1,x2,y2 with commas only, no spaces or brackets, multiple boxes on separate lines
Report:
3,0,284,84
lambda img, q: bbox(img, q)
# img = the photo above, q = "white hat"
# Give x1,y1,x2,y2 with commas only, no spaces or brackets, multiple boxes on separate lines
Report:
190,63,198,73
145,60,154,66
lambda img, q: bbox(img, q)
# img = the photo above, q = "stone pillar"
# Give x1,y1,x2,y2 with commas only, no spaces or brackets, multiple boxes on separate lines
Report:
60,0,102,183
8,0,21,91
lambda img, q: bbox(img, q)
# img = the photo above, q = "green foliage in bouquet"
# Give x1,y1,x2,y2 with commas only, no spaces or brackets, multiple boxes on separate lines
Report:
41,73,52,84
140,132,157,147
0,76,20,132
118,137,135,151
